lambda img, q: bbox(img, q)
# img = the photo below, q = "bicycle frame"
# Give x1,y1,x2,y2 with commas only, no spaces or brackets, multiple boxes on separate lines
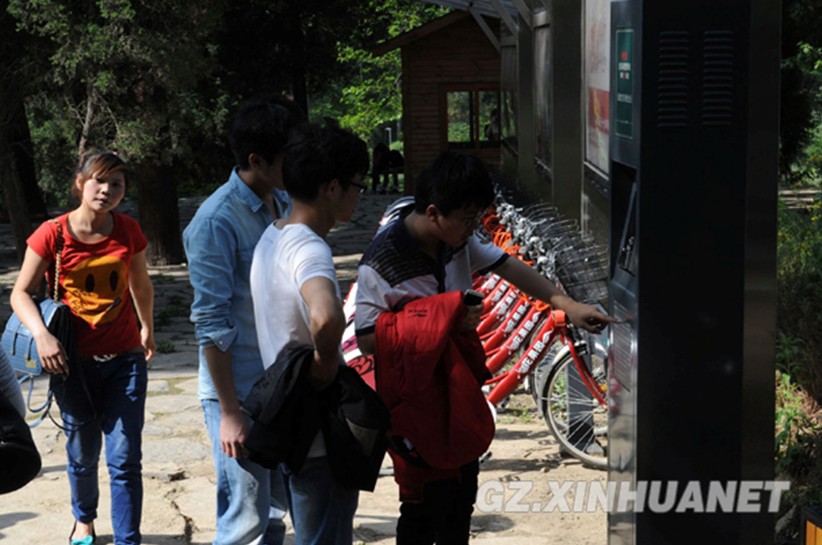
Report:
480,297,529,350
485,310,565,406
484,305,546,374
477,284,521,336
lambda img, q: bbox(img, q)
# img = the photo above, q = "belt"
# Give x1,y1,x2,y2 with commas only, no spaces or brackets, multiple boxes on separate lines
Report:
83,347,144,364
92,353,118,363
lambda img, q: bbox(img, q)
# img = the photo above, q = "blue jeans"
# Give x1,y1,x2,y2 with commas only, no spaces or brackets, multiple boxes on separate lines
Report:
202,399,288,545
60,352,147,545
284,456,359,545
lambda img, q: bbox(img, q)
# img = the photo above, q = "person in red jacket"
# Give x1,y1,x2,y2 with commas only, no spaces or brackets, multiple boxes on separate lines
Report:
355,151,616,545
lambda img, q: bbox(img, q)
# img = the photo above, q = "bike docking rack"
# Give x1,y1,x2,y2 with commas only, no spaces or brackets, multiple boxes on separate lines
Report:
473,188,610,469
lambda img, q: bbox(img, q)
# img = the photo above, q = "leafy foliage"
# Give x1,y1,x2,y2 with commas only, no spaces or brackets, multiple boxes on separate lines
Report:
776,199,822,399
781,0,822,184
774,368,822,542
320,0,448,142
775,371,821,476
8,0,227,203
775,198,822,538
7,0,444,209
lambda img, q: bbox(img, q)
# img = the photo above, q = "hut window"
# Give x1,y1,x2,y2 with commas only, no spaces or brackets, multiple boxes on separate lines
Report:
444,88,501,151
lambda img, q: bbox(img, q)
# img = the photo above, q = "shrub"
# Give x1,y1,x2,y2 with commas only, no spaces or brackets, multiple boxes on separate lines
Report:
775,197,822,542
776,198,822,402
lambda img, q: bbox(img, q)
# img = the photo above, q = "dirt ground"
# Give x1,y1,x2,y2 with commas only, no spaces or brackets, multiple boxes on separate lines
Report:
374,392,610,545
0,194,608,544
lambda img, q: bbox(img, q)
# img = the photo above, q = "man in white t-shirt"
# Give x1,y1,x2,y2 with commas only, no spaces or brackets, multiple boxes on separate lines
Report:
250,122,369,545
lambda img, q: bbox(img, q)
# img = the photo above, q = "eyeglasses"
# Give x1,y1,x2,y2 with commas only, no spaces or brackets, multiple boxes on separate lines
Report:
350,180,369,194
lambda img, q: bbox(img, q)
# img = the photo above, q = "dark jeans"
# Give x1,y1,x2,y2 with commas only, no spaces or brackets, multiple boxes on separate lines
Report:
396,461,479,545
59,352,147,545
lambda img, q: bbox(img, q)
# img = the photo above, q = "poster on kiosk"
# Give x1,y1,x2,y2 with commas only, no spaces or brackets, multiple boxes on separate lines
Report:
606,1,780,544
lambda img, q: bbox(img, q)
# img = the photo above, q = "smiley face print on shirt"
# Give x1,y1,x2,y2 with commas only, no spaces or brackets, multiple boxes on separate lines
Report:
62,255,127,326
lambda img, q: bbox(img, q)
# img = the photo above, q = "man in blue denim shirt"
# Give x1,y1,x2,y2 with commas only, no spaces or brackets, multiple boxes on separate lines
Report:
183,97,305,545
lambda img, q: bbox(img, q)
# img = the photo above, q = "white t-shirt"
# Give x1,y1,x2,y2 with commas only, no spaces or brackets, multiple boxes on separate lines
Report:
251,223,341,368
250,222,341,458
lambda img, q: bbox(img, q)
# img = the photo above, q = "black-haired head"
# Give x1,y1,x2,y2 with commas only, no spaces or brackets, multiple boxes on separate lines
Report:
229,96,306,169
282,122,369,202
414,152,494,216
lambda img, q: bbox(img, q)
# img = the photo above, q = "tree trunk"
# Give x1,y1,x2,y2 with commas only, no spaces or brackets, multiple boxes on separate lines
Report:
292,60,308,115
285,14,309,114
0,7,44,260
9,101,47,219
0,130,35,264
134,158,184,266
78,83,96,157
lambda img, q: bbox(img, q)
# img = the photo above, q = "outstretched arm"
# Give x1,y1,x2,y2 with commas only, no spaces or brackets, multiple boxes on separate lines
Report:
494,257,617,333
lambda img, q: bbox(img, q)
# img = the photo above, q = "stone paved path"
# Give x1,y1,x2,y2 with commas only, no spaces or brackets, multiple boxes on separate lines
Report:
0,191,606,545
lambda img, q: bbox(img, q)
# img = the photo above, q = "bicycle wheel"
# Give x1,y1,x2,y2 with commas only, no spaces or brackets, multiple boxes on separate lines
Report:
529,340,564,410
541,350,608,469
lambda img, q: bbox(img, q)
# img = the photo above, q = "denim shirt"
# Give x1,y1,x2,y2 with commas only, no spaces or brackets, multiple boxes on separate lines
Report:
183,169,291,402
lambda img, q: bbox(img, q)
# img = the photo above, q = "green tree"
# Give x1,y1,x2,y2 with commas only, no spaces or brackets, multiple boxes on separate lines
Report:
215,0,386,113
5,0,448,264
9,0,226,264
0,1,50,261
781,0,822,183
323,1,447,141
209,0,447,149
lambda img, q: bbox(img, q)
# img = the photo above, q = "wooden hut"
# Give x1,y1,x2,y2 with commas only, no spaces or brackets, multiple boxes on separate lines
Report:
374,12,501,190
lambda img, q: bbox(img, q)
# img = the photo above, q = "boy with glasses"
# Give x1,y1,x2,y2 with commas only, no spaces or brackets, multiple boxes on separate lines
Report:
250,123,369,544
355,151,615,545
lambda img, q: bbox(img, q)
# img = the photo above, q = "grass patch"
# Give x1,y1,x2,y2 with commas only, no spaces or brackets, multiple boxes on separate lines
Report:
495,392,537,425
157,340,177,354
155,299,190,329
151,273,174,284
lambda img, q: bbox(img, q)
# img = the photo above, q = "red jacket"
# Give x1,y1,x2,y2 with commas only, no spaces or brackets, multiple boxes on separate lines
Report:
375,291,495,500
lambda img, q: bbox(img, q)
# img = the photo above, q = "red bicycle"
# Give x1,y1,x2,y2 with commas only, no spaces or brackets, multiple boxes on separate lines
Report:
472,201,609,468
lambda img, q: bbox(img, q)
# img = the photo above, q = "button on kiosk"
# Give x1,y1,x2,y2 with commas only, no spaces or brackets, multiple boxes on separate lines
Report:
607,1,781,544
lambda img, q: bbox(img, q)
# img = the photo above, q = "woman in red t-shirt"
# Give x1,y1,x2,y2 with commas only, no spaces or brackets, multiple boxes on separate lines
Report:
11,150,155,545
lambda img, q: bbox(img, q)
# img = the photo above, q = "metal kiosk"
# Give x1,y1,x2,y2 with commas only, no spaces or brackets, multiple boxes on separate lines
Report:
607,1,781,544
